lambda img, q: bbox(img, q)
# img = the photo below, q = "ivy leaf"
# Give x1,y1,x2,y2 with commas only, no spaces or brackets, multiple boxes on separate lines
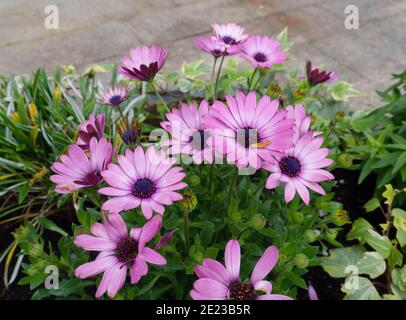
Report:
342,277,380,300
320,246,365,278
356,252,386,279
331,81,362,102
347,218,392,258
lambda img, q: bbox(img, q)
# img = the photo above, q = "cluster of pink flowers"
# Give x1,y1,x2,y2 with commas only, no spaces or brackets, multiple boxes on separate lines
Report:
49,22,335,299
195,23,287,69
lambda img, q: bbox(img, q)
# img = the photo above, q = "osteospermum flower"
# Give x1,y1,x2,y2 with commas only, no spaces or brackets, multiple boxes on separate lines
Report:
212,23,248,48
99,85,130,106
306,60,337,86
116,117,141,147
74,214,166,299
204,91,293,169
50,138,113,193
194,36,239,57
76,113,105,151
99,146,187,219
285,103,323,144
119,46,168,82
239,35,287,69
190,240,292,300
161,100,215,164
263,132,334,205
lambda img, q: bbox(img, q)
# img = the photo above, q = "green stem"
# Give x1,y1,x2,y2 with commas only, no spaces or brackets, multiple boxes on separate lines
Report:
227,167,238,205
151,81,170,113
248,68,259,91
117,103,125,120
214,55,226,100
184,210,190,253
208,162,215,195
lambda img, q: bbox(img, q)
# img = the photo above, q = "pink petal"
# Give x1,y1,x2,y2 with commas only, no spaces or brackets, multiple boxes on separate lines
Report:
75,255,117,279
130,257,148,284
139,215,162,250
257,294,293,300
107,264,127,298
254,280,273,294
190,289,223,300
139,247,166,265
225,240,241,281
193,278,228,298
74,235,116,251
250,245,279,284
265,173,281,189
284,181,296,203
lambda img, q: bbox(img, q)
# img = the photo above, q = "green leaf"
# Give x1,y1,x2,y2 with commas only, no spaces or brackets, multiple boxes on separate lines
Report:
331,81,362,102
383,184,394,206
392,152,406,173
342,277,380,300
363,198,380,213
37,217,68,236
392,208,406,232
347,218,392,258
320,246,365,278
285,271,307,289
356,252,386,279
388,246,403,269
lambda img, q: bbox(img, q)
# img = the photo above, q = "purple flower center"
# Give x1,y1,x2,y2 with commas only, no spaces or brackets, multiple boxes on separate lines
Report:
254,52,267,63
190,129,207,150
74,170,102,186
222,36,235,45
115,238,138,263
279,156,301,177
133,178,156,199
228,281,256,300
237,127,258,148
122,129,139,145
109,95,124,106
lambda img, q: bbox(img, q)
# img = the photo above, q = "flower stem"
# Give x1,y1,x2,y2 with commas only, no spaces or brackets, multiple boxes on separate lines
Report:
184,210,190,253
208,162,215,195
151,81,170,113
248,67,259,91
227,167,238,205
214,55,226,100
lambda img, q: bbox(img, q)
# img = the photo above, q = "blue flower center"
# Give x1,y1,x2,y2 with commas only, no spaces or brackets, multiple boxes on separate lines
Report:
122,129,139,145
115,238,137,263
228,281,256,300
222,36,235,45
109,95,123,106
254,52,267,62
237,127,258,148
133,178,156,199
279,156,301,177
190,129,207,150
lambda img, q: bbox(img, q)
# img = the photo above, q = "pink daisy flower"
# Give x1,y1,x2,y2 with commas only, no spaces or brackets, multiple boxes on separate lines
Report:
190,240,292,300
194,36,239,57
212,23,248,48
76,113,105,151
98,85,130,106
99,146,187,219
203,91,293,169
263,132,334,205
160,100,215,164
119,45,168,82
74,214,166,299
286,104,319,143
239,35,287,69
50,137,113,194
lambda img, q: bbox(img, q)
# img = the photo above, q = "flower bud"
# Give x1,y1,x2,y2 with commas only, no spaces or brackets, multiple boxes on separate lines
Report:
178,189,197,213
250,214,267,230
292,211,304,224
294,253,309,268
331,208,350,226
155,228,178,250
304,230,318,243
